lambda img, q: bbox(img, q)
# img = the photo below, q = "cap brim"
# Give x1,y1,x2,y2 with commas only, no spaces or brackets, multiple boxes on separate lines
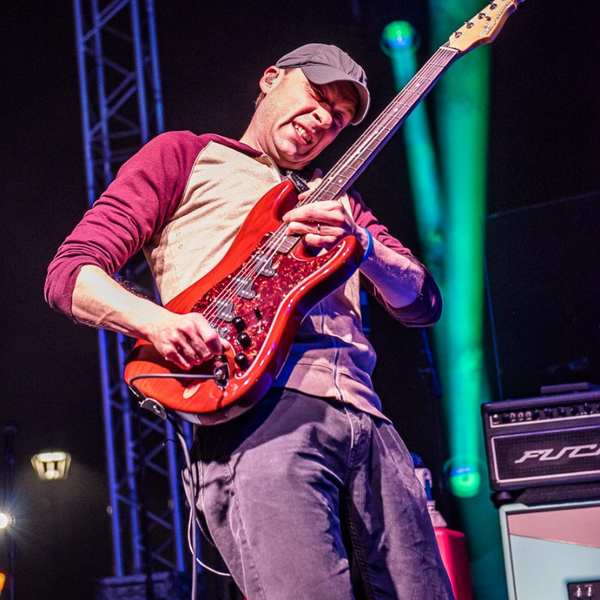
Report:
300,65,370,125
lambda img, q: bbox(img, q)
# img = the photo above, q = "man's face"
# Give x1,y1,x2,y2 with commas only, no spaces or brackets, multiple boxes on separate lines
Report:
251,69,358,170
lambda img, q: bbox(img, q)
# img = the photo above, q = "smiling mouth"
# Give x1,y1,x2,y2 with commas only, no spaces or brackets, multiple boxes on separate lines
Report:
293,123,313,145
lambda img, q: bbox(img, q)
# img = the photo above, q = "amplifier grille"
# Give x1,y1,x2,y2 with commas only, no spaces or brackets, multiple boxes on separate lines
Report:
493,425,600,485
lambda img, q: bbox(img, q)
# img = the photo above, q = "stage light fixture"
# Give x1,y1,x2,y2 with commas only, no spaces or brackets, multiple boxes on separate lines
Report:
0,512,14,529
449,465,482,498
31,451,72,481
381,20,418,52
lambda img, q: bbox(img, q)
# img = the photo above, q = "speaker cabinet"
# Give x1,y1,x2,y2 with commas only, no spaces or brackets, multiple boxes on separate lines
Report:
500,501,600,600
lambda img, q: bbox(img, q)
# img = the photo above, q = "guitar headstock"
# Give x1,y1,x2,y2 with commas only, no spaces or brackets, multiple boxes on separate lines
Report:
447,0,524,54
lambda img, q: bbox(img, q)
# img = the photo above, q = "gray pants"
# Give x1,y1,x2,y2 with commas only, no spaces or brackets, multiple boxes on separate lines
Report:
192,388,455,600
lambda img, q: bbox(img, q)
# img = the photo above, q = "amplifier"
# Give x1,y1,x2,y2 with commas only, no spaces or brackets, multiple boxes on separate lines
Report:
482,389,600,492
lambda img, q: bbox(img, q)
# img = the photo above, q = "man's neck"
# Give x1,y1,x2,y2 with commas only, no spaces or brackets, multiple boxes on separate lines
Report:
239,125,264,156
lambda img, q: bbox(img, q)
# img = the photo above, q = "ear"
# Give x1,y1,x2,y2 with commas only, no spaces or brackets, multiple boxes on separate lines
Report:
259,67,282,94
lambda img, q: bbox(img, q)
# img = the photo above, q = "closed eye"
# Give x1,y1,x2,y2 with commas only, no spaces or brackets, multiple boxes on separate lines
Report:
312,84,352,127
312,87,325,101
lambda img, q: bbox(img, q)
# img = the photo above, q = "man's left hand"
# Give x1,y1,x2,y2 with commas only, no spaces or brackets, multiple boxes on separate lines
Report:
283,199,368,250
283,170,370,252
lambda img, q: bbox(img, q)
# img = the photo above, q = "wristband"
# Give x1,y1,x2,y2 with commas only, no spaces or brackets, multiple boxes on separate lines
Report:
361,227,373,264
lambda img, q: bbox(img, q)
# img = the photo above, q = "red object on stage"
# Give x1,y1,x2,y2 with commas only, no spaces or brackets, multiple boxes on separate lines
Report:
435,527,473,600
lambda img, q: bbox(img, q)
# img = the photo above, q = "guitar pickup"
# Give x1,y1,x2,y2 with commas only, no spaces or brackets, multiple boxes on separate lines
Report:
233,277,256,300
253,254,276,277
213,299,235,322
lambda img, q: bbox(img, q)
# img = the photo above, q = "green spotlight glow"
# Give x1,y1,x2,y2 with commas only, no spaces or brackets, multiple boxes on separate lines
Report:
428,0,506,595
382,21,418,51
430,0,491,475
446,460,482,498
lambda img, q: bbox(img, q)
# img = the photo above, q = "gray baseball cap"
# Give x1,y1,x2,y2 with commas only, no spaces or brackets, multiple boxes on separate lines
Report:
275,43,370,125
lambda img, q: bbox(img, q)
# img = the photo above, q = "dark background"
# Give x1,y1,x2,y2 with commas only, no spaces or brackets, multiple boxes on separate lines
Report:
1,0,599,598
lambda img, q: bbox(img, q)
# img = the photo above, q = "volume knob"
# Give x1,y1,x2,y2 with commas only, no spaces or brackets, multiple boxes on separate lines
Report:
238,332,252,350
234,353,250,371
232,316,247,332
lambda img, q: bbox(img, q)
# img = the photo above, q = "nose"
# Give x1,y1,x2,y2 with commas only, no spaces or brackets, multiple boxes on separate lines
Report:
312,104,333,129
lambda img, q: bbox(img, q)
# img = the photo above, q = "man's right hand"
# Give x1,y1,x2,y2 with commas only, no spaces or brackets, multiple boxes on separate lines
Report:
145,312,224,370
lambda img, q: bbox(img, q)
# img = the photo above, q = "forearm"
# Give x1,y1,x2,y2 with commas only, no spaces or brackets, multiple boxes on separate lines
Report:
282,194,433,314
72,265,169,341
72,265,223,368
357,229,425,309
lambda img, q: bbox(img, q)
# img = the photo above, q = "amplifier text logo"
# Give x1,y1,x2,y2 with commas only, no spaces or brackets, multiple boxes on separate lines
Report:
515,444,600,464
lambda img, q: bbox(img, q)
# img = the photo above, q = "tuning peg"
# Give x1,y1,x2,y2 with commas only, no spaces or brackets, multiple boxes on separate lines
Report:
465,21,474,29
490,2,498,8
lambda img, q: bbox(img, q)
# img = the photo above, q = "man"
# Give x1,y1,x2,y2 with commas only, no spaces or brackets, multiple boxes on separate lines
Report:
46,44,453,599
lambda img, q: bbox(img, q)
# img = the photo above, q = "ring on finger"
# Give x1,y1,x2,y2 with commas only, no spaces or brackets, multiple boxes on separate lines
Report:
317,222,321,235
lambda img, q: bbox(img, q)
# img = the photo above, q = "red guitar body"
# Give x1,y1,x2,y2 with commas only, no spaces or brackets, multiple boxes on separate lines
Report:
124,181,363,424
124,0,524,423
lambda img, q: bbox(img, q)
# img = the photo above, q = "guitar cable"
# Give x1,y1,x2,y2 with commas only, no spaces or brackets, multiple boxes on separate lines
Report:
175,425,233,577
127,374,233,600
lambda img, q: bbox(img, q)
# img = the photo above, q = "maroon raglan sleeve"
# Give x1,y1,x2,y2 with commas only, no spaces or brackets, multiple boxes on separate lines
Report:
44,131,207,318
349,190,442,327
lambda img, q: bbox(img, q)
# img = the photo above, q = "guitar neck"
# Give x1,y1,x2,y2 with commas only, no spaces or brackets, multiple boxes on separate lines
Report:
301,43,459,206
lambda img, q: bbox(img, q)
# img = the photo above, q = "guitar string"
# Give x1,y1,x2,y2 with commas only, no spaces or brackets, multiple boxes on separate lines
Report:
199,47,455,329
199,47,456,329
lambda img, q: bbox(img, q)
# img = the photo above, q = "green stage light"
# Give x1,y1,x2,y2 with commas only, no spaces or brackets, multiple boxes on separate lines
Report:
446,458,483,499
428,0,507,595
430,0,491,499
382,21,418,51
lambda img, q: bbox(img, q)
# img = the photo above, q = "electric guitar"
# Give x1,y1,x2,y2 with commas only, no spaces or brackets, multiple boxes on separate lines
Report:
124,0,524,424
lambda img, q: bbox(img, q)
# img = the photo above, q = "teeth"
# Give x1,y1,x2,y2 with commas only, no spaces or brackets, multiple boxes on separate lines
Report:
294,124,311,143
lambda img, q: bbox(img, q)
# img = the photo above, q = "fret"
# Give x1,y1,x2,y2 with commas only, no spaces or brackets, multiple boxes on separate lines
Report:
410,76,434,84
364,141,382,152
404,86,428,95
385,101,414,110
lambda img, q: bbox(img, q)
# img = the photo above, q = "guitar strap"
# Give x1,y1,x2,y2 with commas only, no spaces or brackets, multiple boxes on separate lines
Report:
285,170,311,194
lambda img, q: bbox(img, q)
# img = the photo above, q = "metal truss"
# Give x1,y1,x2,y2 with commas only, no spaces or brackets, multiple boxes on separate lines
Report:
72,0,193,580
